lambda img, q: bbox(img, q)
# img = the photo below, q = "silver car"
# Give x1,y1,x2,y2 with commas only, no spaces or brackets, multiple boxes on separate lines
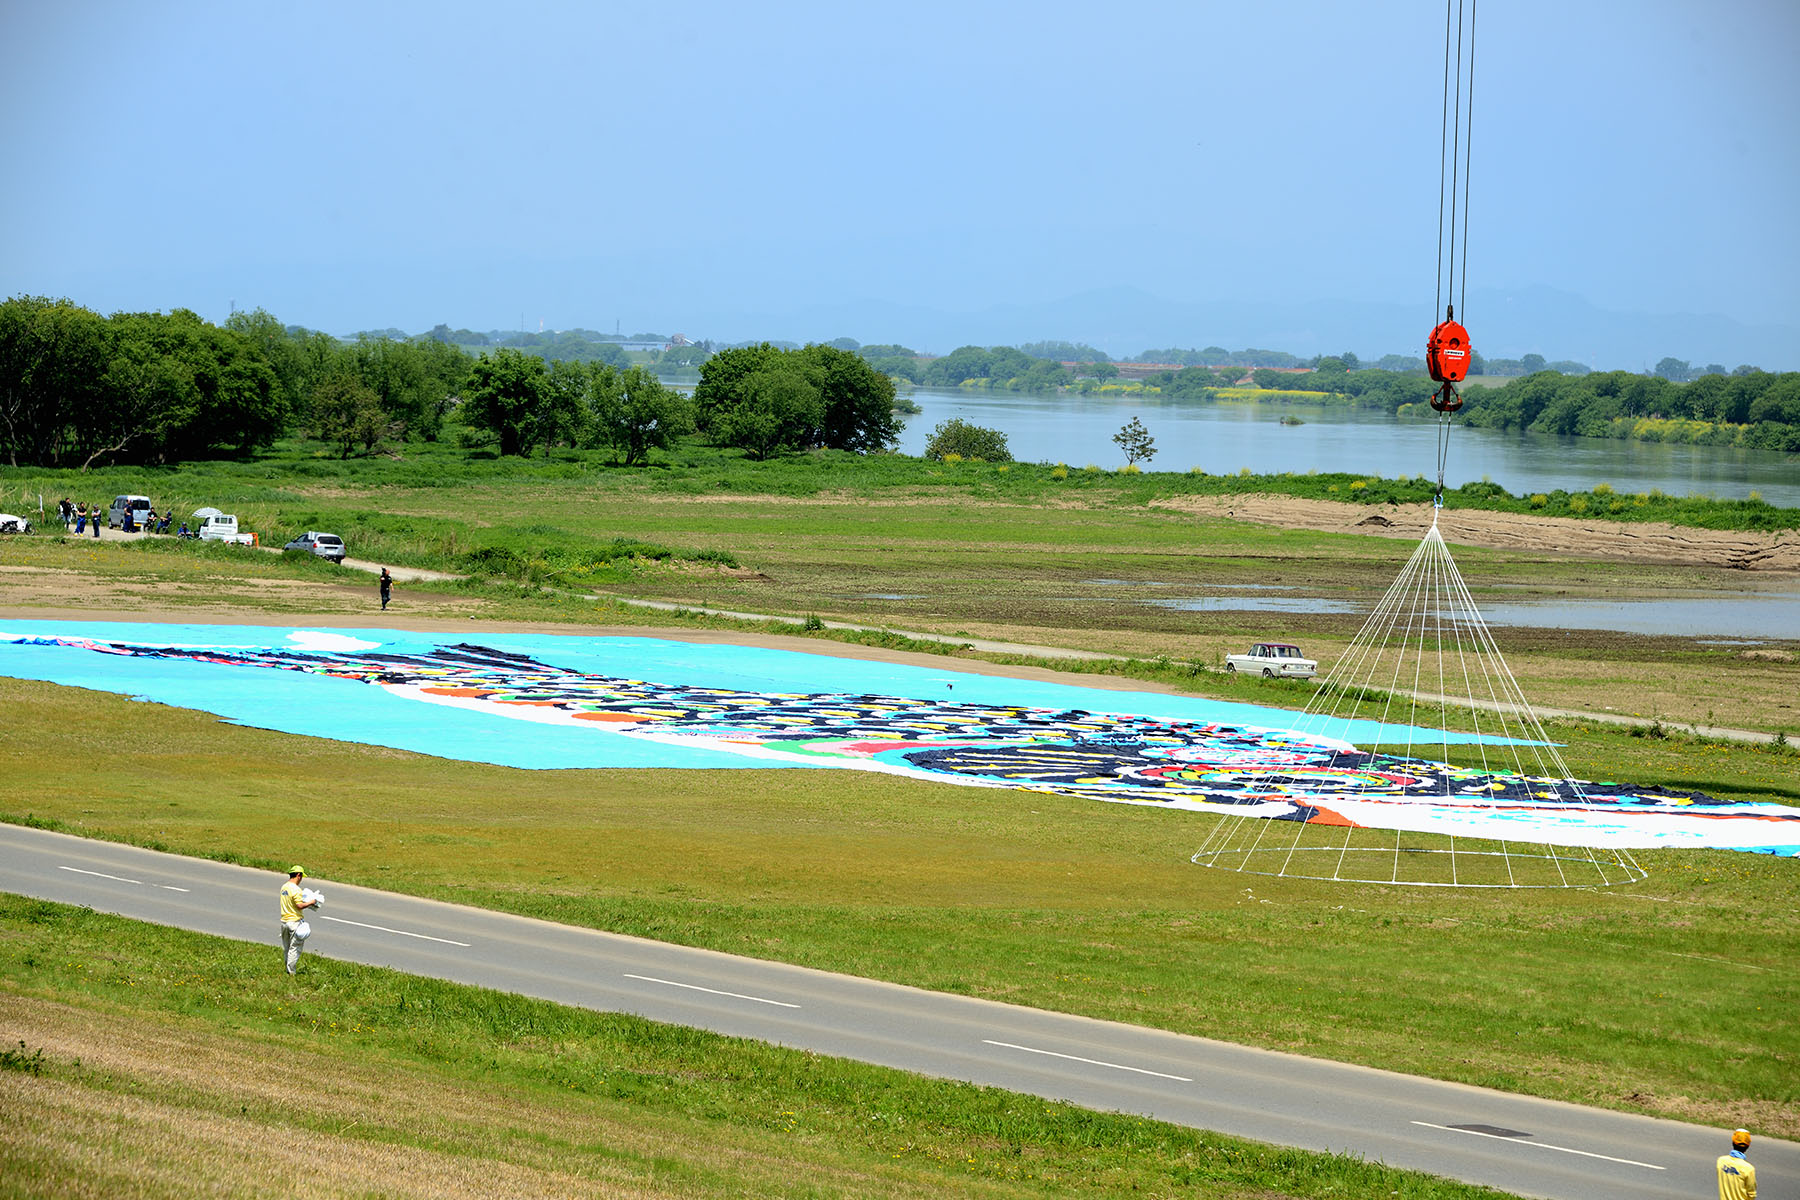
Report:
284,531,346,563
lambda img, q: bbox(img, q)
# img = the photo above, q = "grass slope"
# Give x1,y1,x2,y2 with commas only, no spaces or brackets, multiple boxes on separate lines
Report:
0,896,1522,1200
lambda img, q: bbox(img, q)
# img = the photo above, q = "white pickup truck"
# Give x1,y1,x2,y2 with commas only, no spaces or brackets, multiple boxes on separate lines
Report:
194,508,255,545
1225,642,1317,679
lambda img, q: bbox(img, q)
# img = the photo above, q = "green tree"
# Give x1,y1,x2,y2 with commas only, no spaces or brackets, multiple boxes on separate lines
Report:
1020,340,1110,362
922,418,1011,462
462,348,549,456
538,358,591,453
0,296,113,467
224,308,309,419
795,342,900,452
693,342,784,434
311,373,387,458
659,342,710,369
1112,416,1156,465
716,366,822,460
106,309,284,463
587,365,692,464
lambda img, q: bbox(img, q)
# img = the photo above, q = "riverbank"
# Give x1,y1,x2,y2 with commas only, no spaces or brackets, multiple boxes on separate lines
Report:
1152,492,1800,571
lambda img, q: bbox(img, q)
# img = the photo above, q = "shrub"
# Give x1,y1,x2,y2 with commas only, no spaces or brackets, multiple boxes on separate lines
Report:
922,419,1011,463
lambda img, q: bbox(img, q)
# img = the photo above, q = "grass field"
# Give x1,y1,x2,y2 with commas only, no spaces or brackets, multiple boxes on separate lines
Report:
2,441,1797,1192
0,897,1526,1200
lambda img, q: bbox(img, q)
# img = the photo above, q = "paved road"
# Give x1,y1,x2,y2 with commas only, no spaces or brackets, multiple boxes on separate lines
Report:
4,825,1792,1199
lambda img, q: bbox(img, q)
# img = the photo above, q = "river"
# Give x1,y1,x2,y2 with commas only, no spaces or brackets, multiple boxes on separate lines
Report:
891,389,1800,508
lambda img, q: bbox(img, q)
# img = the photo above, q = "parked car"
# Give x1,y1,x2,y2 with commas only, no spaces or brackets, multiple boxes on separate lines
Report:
284,531,346,563
108,494,152,529
1224,642,1318,679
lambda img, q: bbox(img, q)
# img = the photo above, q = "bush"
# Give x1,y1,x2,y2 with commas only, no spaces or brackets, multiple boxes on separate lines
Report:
922,418,1012,463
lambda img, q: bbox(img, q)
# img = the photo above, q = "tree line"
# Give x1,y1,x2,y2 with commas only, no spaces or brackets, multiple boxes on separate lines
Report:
1151,352,1800,450
1456,369,1800,449
0,298,903,468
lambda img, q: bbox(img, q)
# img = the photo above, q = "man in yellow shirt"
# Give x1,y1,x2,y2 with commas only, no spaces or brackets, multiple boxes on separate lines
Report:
278,866,319,975
1718,1128,1756,1200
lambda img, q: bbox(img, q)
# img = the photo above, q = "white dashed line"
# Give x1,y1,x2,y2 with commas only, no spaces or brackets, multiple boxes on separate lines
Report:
58,865,141,885
983,1040,1194,1082
319,915,471,946
1410,1122,1664,1169
623,973,800,1008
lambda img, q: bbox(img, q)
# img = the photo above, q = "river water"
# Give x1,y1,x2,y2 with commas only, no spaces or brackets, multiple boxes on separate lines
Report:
892,389,1800,507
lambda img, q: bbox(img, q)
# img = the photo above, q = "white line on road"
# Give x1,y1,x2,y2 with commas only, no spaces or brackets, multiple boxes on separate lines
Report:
1410,1121,1664,1170
983,1039,1194,1082
58,865,141,885
319,915,471,946
155,885,191,892
623,973,800,1008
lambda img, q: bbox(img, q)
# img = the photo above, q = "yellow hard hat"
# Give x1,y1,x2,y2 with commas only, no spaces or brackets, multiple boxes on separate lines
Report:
1732,1129,1751,1150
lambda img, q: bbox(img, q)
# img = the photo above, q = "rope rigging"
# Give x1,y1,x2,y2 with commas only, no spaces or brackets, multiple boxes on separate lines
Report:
1428,0,1477,505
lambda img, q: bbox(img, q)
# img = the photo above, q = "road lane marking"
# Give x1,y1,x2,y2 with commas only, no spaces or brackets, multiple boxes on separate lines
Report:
155,885,191,892
983,1040,1194,1082
319,916,471,946
622,973,800,1008
1410,1121,1664,1169
58,865,141,885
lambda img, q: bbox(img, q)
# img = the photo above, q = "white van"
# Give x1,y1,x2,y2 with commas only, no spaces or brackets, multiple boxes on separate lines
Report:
108,495,152,529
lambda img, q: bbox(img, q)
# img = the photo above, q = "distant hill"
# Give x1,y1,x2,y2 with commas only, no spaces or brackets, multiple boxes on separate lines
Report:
701,285,1798,373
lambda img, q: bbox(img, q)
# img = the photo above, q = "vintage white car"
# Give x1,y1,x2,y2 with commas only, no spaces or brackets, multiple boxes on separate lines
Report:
1224,642,1317,679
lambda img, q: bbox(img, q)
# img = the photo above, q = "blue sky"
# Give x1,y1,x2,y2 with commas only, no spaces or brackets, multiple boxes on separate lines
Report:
3,1,1796,365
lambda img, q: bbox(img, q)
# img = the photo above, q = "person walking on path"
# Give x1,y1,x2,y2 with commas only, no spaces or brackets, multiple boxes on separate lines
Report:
278,865,320,975
1718,1128,1756,1200
379,568,392,611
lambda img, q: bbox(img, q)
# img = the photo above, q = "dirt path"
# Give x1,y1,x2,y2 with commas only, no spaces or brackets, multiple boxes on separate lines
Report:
1150,494,1800,571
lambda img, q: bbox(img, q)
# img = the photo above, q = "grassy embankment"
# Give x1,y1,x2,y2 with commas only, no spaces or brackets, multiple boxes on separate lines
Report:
0,897,1527,1200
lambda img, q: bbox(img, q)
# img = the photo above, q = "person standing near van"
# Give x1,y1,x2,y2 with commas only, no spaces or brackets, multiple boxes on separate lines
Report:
379,568,392,611
91,504,101,537
278,866,319,975
74,503,86,534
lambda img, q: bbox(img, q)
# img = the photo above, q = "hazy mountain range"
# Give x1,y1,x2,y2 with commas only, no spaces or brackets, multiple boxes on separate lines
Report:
686,285,1798,372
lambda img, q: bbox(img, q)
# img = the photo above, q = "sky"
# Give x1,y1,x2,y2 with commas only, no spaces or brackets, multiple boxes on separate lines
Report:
3,0,1797,366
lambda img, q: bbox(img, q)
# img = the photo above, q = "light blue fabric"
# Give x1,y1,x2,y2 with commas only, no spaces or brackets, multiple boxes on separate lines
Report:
0,621,1536,770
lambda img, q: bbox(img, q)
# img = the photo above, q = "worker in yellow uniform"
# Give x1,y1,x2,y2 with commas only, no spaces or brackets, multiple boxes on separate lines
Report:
278,865,319,975
1718,1128,1755,1200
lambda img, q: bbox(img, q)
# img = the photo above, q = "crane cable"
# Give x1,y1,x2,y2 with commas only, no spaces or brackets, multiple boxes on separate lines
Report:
1433,0,1476,510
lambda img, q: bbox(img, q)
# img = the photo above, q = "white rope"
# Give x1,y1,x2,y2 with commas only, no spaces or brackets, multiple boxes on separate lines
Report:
1193,521,1646,888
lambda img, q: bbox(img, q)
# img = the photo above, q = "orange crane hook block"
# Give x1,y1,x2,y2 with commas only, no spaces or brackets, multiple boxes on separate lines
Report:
1426,306,1472,412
